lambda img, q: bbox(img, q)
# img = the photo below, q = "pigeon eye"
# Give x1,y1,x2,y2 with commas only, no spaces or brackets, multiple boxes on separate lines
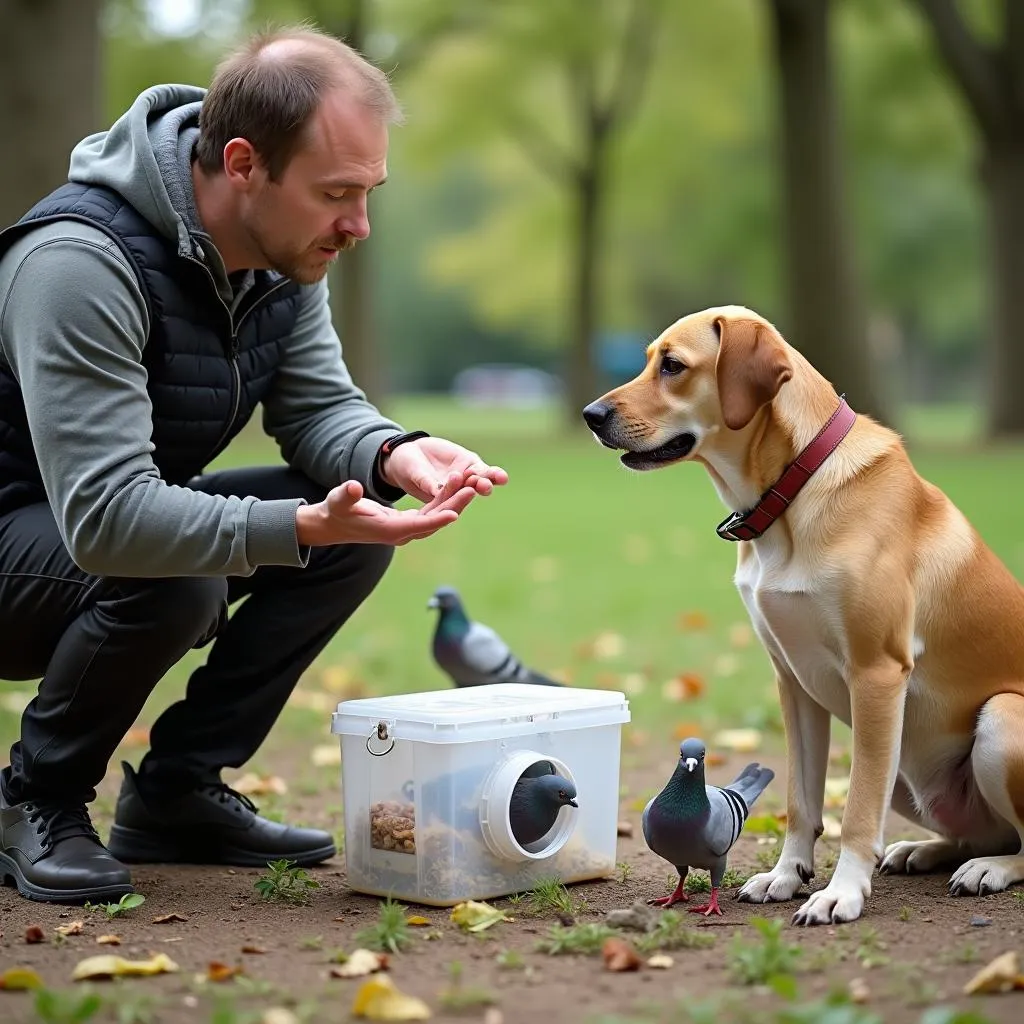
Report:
558,790,566,799
660,355,685,376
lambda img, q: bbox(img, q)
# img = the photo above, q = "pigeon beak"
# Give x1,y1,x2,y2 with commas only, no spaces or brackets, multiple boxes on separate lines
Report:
567,798,578,808
685,757,698,773
427,596,439,609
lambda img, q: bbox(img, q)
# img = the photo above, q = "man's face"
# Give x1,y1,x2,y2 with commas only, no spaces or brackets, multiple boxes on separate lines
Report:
242,88,389,284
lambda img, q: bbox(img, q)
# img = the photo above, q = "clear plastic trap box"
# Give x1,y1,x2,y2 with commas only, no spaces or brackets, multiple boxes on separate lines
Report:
331,683,631,906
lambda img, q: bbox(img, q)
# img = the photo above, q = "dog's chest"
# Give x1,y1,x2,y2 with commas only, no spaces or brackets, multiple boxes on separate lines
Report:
736,556,852,723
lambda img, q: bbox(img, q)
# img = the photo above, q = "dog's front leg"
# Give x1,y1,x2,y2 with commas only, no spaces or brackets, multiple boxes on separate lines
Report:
738,657,831,905
793,657,908,926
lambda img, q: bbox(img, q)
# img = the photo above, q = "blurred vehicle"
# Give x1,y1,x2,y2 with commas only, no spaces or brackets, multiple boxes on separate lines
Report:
451,363,563,408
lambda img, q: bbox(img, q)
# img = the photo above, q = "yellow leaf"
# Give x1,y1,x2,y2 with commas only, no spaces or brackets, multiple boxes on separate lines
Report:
206,961,244,983
450,901,512,933
646,954,673,970
71,953,179,982
96,935,122,946
330,949,389,978
352,975,431,1020
0,967,44,990
963,951,1024,995
232,773,288,797
728,623,753,648
311,744,342,767
713,728,762,753
677,610,710,631
744,814,785,836
824,776,850,809
56,920,84,937
406,916,430,927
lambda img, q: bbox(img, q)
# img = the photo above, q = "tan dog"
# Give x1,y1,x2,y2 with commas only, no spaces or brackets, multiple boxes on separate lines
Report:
583,304,1024,925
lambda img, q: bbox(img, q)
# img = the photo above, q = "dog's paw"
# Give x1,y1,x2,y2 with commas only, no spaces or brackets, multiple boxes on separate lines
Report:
948,855,1024,897
736,862,809,904
792,882,865,926
880,838,961,875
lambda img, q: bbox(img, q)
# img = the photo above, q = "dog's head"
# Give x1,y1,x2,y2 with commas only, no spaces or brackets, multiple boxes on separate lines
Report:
582,306,793,471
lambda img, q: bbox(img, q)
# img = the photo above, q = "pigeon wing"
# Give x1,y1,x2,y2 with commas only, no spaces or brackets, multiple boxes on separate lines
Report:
704,784,748,858
461,622,528,681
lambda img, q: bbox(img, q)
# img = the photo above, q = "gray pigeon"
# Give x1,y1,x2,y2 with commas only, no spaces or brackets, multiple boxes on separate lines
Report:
642,737,774,916
509,773,578,847
428,586,563,687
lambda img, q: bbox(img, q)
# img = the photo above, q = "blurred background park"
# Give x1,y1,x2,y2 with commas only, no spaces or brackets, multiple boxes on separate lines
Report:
3,0,1024,748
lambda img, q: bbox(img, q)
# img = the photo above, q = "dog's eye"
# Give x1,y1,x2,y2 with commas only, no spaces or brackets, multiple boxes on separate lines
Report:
660,355,685,376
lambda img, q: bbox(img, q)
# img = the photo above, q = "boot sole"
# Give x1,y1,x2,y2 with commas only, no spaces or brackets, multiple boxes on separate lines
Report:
0,851,134,905
107,824,336,868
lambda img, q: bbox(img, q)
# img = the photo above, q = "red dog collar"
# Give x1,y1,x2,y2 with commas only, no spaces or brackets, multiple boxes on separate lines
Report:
716,397,856,542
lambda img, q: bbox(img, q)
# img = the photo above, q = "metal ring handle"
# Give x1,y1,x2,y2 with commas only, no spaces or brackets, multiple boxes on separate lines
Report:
366,720,394,757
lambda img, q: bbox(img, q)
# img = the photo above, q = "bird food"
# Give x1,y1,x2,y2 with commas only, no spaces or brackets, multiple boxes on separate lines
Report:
369,800,416,854
331,683,631,905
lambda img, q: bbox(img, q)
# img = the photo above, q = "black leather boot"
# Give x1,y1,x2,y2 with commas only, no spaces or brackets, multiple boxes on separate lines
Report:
0,793,133,904
107,762,336,868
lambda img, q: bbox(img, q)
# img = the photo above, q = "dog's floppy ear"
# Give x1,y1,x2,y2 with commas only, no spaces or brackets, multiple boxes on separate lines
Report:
714,316,793,431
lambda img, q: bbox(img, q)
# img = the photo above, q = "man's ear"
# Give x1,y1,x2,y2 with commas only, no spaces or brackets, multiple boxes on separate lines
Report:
714,316,793,430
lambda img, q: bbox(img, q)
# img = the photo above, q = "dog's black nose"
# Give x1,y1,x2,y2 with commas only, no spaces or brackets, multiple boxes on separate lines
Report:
582,401,613,431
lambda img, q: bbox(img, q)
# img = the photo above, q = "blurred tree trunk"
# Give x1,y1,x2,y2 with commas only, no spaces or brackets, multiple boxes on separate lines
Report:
912,0,1024,438
0,0,102,228
768,0,888,424
309,0,384,408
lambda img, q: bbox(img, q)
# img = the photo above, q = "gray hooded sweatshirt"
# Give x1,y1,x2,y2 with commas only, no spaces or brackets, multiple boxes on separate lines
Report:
0,85,404,578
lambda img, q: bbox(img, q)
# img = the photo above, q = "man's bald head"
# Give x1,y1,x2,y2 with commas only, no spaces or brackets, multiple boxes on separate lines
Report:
195,24,402,181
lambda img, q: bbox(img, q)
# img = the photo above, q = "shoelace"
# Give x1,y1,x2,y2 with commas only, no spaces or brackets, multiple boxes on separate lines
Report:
199,782,258,815
24,802,101,849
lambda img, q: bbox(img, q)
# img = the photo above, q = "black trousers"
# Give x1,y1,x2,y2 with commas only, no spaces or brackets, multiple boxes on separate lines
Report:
0,467,393,805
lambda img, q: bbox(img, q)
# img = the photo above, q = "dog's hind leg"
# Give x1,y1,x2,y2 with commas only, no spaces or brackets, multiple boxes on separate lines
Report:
880,779,976,875
947,693,1024,896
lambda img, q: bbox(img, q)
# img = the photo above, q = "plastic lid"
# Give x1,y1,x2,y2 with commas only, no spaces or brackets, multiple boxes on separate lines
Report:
331,683,629,744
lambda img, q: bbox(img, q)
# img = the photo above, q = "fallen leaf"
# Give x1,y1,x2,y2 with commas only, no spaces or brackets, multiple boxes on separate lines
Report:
206,961,244,983
311,744,342,767
592,631,625,660
713,728,762,753
56,921,84,937
241,944,267,955
705,752,727,767
822,814,843,839
450,901,512,933
96,936,121,946
262,1010,300,1024
602,937,641,972
712,654,740,678
824,776,850,810
152,913,188,925
330,949,389,978
671,721,705,741
744,814,785,836
677,610,709,631
351,974,431,1020
616,820,634,838
964,951,1024,995
232,773,288,797
25,925,45,944
646,954,673,969
848,977,870,1004
620,673,647,696
0,967,44,990
728,623,753,648
120,726,151,747
406,916,430,927
71,953,179,982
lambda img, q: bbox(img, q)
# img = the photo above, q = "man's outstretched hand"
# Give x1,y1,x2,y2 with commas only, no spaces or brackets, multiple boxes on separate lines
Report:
380,436,509,504
295,478,476,548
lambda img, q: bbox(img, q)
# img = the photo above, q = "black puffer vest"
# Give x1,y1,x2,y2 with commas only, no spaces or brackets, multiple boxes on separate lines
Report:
0,182,300,516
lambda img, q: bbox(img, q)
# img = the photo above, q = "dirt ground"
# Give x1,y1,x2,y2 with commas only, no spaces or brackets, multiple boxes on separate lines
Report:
1,747,1023,1024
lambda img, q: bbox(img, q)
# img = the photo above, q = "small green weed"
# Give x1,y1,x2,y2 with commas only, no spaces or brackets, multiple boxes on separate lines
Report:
728,916,803,986
437,961,497,1012
526,876,584,916
253,859,320,905
84,893,146,919
354,897,413,955
32,987,103,1023
634,910,716,953
536,922,619,955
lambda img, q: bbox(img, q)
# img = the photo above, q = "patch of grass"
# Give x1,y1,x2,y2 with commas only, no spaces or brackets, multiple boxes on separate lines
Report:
354,897,414,955
634,910,716,953
253,859,321,906
897,905,913,922
536,922,619,955
684,868,747,894
755,846,782,871
495,949,526,970
728,916,803,986
437,961,497,1013
84,893,146,919
32,987,103,1023
526,876,585,917
616,861,633,883
298,935,323,951
854,927,890,969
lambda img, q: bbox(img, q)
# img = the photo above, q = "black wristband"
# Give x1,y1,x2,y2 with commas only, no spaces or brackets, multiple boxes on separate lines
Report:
379,430,431,458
